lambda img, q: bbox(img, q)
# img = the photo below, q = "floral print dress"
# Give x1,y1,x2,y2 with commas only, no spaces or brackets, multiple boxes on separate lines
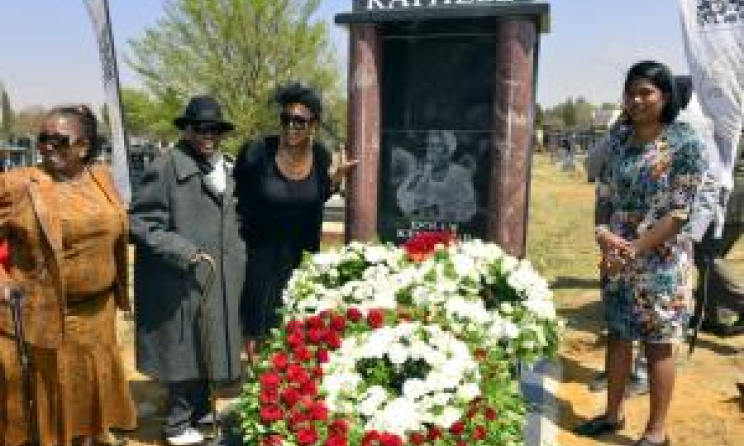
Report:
597,121,706,342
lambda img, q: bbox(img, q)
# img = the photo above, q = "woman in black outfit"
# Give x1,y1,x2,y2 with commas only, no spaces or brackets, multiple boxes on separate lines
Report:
234,83,355,356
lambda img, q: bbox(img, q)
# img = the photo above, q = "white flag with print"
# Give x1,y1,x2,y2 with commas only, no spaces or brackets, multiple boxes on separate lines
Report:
677,0,744,227
84,0,131,204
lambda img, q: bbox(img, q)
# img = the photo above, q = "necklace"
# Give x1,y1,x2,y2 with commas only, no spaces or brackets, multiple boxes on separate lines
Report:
276,146,312,180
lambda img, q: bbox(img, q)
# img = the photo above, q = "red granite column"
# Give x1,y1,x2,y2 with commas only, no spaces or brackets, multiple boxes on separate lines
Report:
346,24,381,242
488,20,537,258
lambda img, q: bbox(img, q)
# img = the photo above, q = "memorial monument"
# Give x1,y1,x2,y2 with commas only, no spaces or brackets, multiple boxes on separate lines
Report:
337,0,550,257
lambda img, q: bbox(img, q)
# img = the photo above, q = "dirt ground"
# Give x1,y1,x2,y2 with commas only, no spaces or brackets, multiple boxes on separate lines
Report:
554,289,744,446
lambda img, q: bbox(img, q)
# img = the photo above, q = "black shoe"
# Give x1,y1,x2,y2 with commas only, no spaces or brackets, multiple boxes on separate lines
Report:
701,320,744,337
574,415,625,437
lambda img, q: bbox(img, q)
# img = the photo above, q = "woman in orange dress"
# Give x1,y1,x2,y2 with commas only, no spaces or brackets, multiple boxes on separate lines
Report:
0,105,136,446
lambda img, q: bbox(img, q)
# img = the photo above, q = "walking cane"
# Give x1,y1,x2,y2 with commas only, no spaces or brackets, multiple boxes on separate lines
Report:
194,254,221,443
3,286,41,446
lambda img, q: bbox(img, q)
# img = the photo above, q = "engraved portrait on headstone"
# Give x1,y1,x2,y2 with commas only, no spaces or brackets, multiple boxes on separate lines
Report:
394,130,476,222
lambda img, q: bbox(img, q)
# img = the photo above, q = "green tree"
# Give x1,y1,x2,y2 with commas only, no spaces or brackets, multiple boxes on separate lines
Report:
534,103,545,128
1,85,14,140
126,0,343,152
560,98,577,128
600,102,620,111
120,87,181,142
13,106,45,137
574,96,595,128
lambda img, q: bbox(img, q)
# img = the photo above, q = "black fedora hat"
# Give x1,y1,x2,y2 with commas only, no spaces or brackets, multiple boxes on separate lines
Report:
173,95,235,132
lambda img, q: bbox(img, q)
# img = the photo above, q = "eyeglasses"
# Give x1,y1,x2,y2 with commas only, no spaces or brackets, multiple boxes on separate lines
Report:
37,132,80,150
191,123,226,136
280,112,314,130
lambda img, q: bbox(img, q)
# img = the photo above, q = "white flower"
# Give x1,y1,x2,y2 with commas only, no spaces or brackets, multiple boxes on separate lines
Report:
456,382,481,401
388,342,409,366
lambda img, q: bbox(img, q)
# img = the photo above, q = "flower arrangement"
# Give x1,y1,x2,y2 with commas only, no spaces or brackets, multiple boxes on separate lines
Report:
239,232,562,446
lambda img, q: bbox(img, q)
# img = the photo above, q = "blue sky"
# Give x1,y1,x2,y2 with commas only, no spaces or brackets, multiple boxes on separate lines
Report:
0,0,688,110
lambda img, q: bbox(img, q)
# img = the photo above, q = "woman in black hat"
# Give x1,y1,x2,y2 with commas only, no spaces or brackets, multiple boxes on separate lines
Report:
130,95,247,446
234,83,355,357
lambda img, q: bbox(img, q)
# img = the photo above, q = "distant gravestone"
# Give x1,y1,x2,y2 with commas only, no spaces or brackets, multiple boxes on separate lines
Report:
337,0,550,256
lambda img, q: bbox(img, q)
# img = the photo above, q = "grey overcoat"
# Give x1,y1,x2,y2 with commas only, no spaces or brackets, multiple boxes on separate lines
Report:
129,142,246,383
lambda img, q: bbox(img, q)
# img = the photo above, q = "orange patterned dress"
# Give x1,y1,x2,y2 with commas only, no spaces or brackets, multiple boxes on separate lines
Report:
0,169,136,446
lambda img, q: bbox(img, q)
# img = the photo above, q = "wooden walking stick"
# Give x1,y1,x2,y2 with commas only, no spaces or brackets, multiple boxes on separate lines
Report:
194,254,221,443
4,286,41,446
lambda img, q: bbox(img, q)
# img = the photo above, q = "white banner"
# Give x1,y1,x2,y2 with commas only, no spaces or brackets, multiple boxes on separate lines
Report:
678,0,744,229
84,0,131,204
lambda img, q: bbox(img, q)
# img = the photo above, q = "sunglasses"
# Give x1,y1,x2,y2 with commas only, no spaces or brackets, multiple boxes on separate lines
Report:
280,112,314,130
191,123,226,136
37,132,80,150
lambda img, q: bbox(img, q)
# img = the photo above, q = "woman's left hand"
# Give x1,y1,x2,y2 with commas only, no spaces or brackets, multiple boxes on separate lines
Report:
330,143,359,185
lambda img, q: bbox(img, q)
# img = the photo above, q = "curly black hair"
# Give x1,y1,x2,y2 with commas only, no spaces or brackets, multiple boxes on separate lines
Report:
273,82,323,120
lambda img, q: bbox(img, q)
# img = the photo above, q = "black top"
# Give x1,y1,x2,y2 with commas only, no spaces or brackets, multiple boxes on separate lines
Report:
234,135,333,256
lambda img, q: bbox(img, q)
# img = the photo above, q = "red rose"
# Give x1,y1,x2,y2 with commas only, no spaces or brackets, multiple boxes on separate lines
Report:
329,419,350,436
299,380,318,397
260,372,281,389
319,309,334,319
472,425,487,440
287,331,305,347
408,432,426,445
306,315,325,329
281,387,301,407
307,328,325,344
484,407,497,420
330,314,347,332
362,431,380,446
271,352,290,371
402,230,455,261
427,426,442,441
311,366,324,379
294,346,315,362
449,421,465,436
289,410,310,427
259,405,283,423
325,435,348,446
260,388,279,404
262,434,284,446
316,348,330,363
456,442,467,446
311,401,329,421
324,331,342,349
286,411,312,433
366,309,385,328
287,319,305,333
296,427,318,446
287,364,310,383
379,433,403,446
346,307,363,322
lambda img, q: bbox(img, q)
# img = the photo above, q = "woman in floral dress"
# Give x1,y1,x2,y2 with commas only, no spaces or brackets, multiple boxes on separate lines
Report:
575,61,706,446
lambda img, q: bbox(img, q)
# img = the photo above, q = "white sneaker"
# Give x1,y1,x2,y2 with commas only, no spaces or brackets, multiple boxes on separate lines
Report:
165,427,204,446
